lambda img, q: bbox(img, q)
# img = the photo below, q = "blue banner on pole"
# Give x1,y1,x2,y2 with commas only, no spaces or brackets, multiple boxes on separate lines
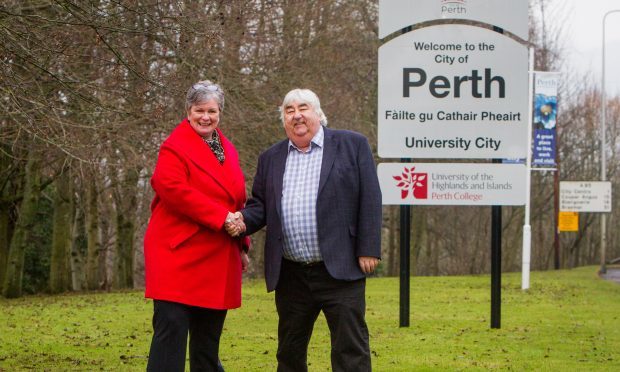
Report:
532,73,560,166
533,128,556,166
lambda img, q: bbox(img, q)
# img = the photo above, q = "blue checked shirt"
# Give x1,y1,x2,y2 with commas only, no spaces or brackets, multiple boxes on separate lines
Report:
281,126,324,263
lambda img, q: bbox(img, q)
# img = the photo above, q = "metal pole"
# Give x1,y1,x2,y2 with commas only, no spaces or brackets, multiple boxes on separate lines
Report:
399,26,414,327
553,161,560,269
491,160,502,329
491,204,502,329
522,47,535,290
600,10,620,274
399,204,411,327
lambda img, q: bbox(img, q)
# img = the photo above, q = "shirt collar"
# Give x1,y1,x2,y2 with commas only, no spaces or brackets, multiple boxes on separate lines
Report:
288,125,324,153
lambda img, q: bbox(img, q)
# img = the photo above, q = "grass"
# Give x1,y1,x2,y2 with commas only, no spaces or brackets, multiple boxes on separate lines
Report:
1,266,619,371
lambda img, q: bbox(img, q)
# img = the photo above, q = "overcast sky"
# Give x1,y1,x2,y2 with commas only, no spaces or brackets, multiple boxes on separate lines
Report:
550,0,620,95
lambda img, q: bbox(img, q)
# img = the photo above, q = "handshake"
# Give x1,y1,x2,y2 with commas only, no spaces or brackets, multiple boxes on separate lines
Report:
225,211,246,237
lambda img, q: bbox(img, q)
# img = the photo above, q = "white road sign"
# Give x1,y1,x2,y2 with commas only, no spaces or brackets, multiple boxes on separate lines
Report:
560,181,612,212
378,24,528,158
379,0,528,40
378,163,526,205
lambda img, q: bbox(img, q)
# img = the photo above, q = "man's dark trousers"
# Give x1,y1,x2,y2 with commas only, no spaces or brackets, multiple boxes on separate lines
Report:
275,259,371,372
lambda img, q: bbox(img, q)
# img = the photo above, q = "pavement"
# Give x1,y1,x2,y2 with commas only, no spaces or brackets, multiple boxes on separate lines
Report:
601,267,620,284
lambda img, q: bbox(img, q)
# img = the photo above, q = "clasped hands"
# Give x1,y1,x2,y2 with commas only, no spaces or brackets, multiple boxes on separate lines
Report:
225,212,245,237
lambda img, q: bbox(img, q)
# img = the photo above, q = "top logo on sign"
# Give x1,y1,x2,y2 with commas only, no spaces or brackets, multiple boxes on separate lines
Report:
536,77,559,89
441,0,467,16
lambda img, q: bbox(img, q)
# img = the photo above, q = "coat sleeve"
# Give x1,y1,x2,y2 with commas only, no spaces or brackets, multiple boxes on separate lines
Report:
151,145,229,231
241,152,267,234
241,236,251,252
355,137,383,258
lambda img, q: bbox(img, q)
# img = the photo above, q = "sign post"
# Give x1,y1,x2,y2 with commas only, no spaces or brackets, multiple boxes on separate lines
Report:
378,0,529,329
522,48,535,290
399,202,410,327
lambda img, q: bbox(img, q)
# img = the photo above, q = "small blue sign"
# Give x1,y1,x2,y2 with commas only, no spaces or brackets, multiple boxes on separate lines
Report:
532,129,556,166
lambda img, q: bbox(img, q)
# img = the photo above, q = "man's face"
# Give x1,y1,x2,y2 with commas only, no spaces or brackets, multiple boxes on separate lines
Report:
283,101,321,149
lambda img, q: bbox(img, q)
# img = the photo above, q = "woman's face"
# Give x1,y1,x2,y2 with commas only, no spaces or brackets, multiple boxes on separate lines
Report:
187,99,220,139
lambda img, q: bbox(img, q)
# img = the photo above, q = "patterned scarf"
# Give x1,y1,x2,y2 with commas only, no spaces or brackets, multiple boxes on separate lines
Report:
202,130,225,164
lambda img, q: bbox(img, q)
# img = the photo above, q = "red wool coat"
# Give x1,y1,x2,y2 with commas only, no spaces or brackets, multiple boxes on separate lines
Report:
144,120,248,309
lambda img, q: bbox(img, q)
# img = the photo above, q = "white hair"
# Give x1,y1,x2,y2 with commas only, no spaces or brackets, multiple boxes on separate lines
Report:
279,88,328,126
186,80,224,112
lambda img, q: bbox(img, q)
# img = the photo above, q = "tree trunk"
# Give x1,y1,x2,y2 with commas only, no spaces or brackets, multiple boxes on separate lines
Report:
113,168,138,289
0,199,9,287
99,187,114,292
387,206,398,276
431,229,439,276
85,177,102,289
70,203,85,291
49,168,73,294
411,208,427,276
0,146,11,287
248,229,265,279
2,154,40,298
115,208,135,288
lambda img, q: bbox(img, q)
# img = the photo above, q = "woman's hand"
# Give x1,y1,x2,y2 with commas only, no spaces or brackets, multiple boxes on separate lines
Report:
225,212,245,237
240,251,249,272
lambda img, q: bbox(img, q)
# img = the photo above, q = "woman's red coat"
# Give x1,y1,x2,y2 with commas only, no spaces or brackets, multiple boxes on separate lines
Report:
144,120,248,309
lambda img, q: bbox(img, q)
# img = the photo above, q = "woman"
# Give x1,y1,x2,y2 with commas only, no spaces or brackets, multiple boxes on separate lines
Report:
144,80,249,372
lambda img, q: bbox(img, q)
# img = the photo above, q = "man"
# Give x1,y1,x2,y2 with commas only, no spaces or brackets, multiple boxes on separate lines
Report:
229,88,381,371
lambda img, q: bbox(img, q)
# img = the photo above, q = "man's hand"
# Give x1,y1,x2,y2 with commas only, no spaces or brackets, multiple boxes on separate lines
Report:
358,256,379,274
225,212,245,237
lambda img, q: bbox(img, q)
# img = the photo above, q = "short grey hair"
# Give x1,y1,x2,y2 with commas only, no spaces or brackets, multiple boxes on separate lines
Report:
279,88,328,126
185,80,225,112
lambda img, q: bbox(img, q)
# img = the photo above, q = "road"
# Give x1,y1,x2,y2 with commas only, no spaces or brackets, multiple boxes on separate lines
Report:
601,267,620,284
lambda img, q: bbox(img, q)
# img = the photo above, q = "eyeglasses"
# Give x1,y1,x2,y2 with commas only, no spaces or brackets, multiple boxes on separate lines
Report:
192,83,219,92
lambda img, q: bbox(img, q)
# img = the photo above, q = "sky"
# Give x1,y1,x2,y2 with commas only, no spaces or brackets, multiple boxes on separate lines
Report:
550,0,620,95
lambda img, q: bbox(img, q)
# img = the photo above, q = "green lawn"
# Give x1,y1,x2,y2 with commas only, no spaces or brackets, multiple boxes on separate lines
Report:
1,266,619,371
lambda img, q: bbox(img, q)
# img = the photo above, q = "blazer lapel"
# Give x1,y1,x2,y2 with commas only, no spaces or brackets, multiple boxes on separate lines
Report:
272,141,288,220
318,127,337,195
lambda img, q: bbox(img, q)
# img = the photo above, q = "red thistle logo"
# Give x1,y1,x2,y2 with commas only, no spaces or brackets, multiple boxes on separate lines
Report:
393,166,428,199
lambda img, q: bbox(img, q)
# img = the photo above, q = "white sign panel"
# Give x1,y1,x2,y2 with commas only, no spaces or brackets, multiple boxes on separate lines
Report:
379,0,528,40
560,181,612,212
378,163,526,205
378,24,528,159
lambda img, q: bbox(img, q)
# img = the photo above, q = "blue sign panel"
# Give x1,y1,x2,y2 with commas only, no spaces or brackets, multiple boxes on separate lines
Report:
531,73,559,166
533,129,556,166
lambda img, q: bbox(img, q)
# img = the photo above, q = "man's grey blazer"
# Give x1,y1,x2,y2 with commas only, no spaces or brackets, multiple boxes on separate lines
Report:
242,127,382,292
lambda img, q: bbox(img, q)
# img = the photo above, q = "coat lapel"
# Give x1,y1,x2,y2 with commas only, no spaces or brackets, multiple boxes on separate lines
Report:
318,127,337,195
171,121,238,202
218,130,245,201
